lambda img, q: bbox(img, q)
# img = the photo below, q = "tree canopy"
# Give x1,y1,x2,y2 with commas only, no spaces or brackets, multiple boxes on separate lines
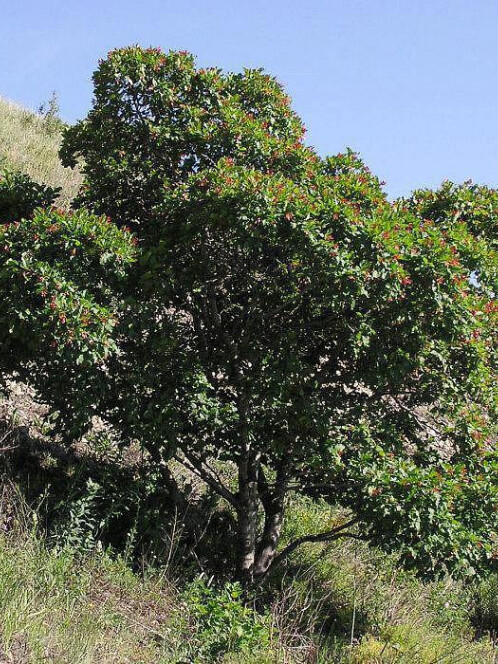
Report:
4,46,497,584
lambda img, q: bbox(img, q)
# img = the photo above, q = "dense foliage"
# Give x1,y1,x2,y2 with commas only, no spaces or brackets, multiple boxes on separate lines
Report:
0,167,60,223
0,207,136,420
3,47,496,585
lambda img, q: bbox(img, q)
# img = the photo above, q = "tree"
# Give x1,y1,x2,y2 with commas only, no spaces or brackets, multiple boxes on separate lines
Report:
59,47,498,584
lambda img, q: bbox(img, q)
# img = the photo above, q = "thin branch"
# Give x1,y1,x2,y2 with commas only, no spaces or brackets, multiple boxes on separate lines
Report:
0,430,14,446
268,517,364,573
174,452,238,509
391,396,446,438
256,465,271,511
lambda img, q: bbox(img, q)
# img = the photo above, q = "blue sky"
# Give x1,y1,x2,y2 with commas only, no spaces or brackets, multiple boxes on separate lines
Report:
1,0,497,198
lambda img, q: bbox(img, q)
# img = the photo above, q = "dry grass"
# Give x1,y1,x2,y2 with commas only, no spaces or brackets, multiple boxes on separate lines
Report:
0,96,81,205
0,535,179,662
0,482,184,664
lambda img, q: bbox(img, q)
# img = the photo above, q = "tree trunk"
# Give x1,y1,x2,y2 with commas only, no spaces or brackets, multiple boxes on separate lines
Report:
253,462,287,580
236,449,261,585
253,505,284,579
236,457,289,584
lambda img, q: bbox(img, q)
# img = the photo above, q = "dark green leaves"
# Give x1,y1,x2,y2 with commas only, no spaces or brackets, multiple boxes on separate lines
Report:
55,47,498,580
0,207,136,370
0,168,60,224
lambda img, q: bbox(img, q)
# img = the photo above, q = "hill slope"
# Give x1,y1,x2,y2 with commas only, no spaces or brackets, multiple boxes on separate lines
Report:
0,96,81,204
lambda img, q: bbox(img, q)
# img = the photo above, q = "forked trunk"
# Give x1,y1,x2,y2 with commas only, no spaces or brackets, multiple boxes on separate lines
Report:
253,508,284,579
236,459,287,585
237,501,285,584
253,460,288,581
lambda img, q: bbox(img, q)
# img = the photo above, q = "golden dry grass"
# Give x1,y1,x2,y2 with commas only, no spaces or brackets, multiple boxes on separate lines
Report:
0,96,81,205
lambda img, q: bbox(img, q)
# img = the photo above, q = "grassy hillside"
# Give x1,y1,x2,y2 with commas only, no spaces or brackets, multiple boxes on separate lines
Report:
0,475,497,663
0,96,81,204
1,97,498,663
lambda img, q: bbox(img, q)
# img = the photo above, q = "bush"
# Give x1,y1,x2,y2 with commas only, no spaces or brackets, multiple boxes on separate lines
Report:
0,168,60,223
472,574,498,638
0,206,136,388
184,579,271,661
38,91,65,136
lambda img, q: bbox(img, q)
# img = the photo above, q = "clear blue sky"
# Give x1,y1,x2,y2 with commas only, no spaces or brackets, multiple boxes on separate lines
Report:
1,0,497,198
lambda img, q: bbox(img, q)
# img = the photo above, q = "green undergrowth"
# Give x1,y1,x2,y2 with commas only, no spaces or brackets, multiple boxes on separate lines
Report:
0,530,174,662
274,496,498,662
0,471,497,663
0,414,497,662
0,520,278,662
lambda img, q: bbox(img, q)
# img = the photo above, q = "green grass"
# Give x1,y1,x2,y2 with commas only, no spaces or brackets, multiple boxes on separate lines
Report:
0,491,497,663
0,532,175,662
0,96,81,204
273,496,498,663
0,474,284,663
0,525,283,663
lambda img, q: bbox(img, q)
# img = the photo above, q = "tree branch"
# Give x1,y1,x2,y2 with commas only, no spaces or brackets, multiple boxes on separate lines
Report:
267,517,364,573
174,452,238,508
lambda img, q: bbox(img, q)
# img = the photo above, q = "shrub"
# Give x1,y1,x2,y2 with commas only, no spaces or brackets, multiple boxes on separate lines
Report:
0,205,136,438
184,579,271,660
0,168,60,223
38,91,65,136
